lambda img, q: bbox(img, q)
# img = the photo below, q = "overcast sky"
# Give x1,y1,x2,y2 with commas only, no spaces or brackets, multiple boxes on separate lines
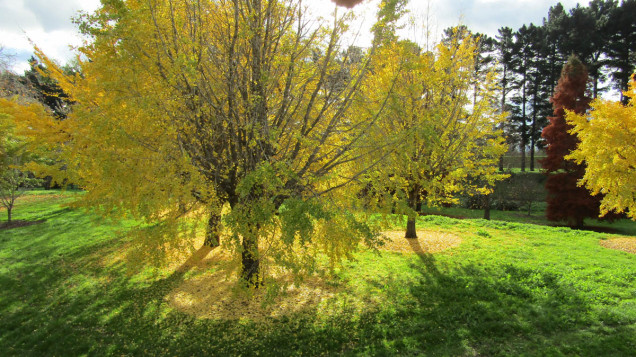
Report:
1,0,589,73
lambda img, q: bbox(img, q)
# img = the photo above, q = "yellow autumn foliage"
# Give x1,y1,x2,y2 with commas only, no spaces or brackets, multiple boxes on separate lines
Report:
566,75,636,219
20,0,393,282
362,28,507,224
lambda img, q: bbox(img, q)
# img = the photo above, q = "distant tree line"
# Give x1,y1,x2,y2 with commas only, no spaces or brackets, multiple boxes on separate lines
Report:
461,0,635,172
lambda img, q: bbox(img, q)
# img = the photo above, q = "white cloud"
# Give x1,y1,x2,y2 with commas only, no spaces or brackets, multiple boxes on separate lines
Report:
0,1,39,31
415,0,589,38
1,0,592,73
0,0,99,72
319,0,590,48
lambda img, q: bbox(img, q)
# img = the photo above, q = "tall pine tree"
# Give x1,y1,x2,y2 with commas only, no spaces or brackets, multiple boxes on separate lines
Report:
607,0,636,103
579,0,617,98
495,27,514,170
510,25,535,171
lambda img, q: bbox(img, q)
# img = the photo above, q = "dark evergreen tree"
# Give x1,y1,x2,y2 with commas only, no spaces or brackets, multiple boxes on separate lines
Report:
495,27,517,171
21,57,75,118
543,3,569,92
473,33,496,106
510,25,537,172
523,24,550,171
606,0,636,103
579,0,617,98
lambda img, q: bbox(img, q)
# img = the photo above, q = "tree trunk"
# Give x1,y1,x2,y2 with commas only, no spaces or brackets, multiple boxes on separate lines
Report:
405,217,417,239
568,216,584,229
521,61,527,172
203,211,221,247
500,68,507,173
483,195,491,220
405,188,419,239
521,91,527,172
530,135,535,172
241,234,261,287
520,144,526,172
530,102,537,171
7,206,12,223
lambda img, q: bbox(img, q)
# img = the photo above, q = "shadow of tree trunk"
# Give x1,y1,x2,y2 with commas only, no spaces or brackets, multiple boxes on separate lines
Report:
144,245,216,302
406,238,440,275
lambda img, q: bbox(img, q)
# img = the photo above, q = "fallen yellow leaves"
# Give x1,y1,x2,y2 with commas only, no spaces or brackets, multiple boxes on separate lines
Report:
600,237,636,254
378,230,463,254
166,247,337,321
164,229,462,320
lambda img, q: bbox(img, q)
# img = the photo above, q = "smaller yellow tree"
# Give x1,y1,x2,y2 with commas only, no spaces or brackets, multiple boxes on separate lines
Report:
566,75,636,220
364,28,508,238
0,98,46,222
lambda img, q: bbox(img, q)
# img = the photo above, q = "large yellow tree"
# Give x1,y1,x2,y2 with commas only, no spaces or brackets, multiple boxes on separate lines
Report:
25,0,391,285
566,75,636,220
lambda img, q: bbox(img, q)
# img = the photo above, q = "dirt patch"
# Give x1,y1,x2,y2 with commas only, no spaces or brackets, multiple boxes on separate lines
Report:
379,230,462,254
0,219,46,230
600,237,636,254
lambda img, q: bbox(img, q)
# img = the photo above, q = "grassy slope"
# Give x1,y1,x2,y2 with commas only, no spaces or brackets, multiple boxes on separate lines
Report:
421,203,636,236
0,192,635,356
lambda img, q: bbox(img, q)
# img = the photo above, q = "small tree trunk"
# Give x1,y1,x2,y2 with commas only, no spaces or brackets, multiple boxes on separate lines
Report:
530,145,535,171
7,206,12,223
483,195,491,220
568,216,584,229
405,217,417,239
520,146,526,172
405,188,419,239
499,155,504,172
521,67,527,172
530,110,536,171
203,212,221,247
241,234,261,287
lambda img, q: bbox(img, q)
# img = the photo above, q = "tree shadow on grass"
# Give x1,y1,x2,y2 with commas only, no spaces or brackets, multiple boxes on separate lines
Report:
0,219,46,230
351,248,636,356
406,236,441,274
0,242,224,356
134,245,216,302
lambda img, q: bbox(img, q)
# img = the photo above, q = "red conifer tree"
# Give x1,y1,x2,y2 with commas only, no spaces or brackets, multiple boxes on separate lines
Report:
541,55,600,227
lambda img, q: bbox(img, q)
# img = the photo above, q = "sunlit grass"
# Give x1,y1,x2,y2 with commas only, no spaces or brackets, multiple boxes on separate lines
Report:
1,191,635,356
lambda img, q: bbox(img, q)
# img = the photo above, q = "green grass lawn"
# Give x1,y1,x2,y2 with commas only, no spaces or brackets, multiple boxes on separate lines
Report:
1,191,635,356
